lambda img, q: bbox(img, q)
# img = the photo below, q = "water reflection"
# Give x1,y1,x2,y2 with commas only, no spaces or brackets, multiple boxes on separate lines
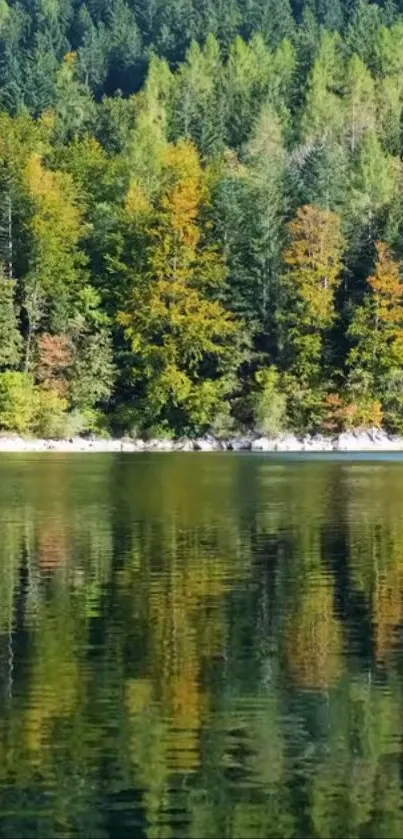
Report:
0,454,403,837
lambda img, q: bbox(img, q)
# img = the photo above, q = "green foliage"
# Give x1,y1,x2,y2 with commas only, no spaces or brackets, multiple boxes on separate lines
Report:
253,367,288,435
0,268,22,367
53,407,109,438
119,140,244,435
70,330,115,412
0,371,35,433
34,387,68,438
284,375,328,432
301,31,345,143
0,1,400,436
347,242,403,414
382,369,403,432
280,205,344,428
323,390,383,431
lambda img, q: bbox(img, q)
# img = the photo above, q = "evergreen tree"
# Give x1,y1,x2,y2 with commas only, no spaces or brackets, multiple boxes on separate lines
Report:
0,265,22,368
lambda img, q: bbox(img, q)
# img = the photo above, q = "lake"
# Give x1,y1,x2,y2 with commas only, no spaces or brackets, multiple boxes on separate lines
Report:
0,452,403,838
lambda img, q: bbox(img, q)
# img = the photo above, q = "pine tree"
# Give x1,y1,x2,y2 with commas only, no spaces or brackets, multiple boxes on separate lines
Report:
0,265,22,368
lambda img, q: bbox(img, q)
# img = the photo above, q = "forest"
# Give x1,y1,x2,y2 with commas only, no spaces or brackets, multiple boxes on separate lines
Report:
1,0,403,437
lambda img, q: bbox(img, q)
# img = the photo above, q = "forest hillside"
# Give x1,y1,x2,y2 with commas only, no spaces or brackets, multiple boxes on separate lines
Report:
0,0,402,437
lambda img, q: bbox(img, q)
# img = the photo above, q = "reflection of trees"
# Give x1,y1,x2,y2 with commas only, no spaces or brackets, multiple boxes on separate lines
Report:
1,456,403,836
374,565,403,663
287,573,343,690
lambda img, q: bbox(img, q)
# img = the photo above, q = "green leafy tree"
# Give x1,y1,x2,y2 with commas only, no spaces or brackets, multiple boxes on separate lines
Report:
0,371,35,433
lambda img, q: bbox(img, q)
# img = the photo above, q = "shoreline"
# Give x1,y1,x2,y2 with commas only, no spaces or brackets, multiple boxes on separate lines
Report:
0,429,403,453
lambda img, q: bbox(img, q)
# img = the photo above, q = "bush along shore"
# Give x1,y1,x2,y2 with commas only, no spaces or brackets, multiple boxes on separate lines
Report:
1,429,403,453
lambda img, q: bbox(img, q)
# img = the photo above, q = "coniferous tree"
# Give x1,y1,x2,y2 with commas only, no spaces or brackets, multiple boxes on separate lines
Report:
0,265,22,368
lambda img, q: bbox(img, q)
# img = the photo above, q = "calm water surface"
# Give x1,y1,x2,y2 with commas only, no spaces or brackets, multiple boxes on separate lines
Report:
0,452,403,838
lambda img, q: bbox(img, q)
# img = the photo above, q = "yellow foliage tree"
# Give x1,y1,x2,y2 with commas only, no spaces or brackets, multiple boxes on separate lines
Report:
26,154,85,296
368,241,403,334
119,140,241,433
281,204,344,428
24,154,87,368
284,204,343,333
348,242,403,431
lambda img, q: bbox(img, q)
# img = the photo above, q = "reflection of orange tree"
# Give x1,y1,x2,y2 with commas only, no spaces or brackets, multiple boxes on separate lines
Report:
344,466,403,663
122,519,252,785
287,572,343,690
129,538,238,775
37,517,69,572
122,527,251,839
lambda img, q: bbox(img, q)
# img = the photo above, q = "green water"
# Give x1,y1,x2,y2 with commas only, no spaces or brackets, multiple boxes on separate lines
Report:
0,453,403,838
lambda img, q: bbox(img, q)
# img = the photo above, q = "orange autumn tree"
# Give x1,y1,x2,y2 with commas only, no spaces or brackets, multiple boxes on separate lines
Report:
119,139,242,434
348,241,403,431
35,333,74,397
281,204,344,427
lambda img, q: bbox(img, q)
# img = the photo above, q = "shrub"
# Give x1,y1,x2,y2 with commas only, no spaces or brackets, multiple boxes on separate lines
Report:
253,367,288,436
57,408,110,438
382,369,403,434
323,392,383,431
110,404,142,439
209,405,237,439
284,376,326,433
322,394,347,433
343,398,383,430
142,422,175,441
0,372,36,434
34,388,69,438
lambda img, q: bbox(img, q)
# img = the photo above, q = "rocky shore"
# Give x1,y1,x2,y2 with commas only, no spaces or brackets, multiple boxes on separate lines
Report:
0,428,403,452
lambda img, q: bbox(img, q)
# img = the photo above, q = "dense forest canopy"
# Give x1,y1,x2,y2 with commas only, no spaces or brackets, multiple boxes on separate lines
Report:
0,0,403,436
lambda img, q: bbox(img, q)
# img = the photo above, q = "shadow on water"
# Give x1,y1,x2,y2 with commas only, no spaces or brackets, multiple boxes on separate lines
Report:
0,453,403,837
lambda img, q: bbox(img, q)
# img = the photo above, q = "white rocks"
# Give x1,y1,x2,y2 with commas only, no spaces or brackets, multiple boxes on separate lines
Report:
301,434,334,452
251,435,304,452
0,428,403,453
275,435,304,452
193,436,223,452
144,438,175,451
335,428,403,451
337,431,367,451
251,436,274,452
174,439,195,452
250,430,403,453
121,438,141,452
228,437,252,451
